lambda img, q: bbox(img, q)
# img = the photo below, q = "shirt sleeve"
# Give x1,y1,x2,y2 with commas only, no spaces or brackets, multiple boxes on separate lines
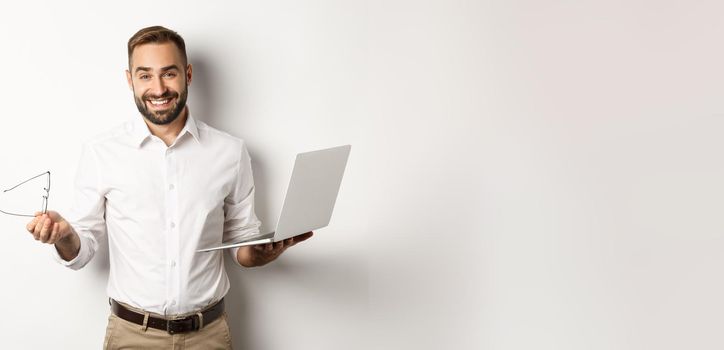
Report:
223,141,262,267
51,144,107,270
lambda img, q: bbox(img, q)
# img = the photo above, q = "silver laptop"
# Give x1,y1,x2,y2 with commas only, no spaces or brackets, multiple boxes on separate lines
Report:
197,145,351,252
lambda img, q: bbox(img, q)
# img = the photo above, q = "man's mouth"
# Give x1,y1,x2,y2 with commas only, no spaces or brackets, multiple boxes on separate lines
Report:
146,97,175,109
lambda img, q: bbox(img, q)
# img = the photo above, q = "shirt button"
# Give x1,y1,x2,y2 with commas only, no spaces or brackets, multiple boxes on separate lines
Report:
169,184,175,190
170,222,176,229
170,260,176,267
170,300,176,306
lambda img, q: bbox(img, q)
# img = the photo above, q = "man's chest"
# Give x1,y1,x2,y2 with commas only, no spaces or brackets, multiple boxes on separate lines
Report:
97,144,238,215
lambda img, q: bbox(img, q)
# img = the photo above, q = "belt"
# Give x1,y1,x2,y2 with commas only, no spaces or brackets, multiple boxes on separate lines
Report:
110,298,225,334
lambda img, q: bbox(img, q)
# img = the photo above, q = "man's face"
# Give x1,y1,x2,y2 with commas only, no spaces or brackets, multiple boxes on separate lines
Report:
126,42,192,125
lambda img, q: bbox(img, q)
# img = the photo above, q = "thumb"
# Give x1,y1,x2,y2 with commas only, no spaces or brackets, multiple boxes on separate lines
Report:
45,210,64,222
293,231,314,244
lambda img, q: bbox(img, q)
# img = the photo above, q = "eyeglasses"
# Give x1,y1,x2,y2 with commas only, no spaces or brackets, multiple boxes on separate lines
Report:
0,171,50,217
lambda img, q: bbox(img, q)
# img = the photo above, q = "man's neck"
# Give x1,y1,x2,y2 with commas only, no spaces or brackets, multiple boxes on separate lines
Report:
144,107,188,147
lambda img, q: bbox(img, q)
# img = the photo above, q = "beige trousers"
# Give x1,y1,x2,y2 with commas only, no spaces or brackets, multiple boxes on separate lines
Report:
103,303,233,350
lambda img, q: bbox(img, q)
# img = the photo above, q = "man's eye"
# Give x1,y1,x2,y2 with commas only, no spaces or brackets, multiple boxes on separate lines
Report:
139,75,150,80
163,72,177,78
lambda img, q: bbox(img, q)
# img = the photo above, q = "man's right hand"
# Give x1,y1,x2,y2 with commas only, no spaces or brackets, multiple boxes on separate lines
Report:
26,211,80,261
26,211,73,245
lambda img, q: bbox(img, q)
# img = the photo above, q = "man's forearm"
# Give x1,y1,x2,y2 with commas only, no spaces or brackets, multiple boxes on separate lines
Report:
55,229,81,262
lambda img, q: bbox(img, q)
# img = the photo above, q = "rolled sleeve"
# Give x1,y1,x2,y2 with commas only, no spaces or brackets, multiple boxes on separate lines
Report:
52,144,107,270
51,233,95,269
223,142,262,267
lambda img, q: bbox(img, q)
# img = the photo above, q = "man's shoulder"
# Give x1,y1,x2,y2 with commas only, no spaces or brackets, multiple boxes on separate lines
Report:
82,121,135,148
195,119,247,149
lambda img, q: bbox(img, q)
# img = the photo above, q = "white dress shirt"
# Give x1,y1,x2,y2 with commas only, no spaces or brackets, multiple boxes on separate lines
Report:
52,114,261,315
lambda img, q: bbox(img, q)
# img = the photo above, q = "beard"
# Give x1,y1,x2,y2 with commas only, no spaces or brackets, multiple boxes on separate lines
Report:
133,85,188,125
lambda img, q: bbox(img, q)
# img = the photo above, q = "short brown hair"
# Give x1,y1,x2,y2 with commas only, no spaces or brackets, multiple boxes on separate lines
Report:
127,26,187,68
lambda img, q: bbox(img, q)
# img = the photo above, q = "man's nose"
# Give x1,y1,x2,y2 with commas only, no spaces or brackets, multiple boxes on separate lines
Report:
149,76,167,96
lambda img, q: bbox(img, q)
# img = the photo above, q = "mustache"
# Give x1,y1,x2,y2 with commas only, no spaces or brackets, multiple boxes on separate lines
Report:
143,91,178,100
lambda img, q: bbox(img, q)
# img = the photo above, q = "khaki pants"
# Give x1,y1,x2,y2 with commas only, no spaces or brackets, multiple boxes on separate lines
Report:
103,303,233,350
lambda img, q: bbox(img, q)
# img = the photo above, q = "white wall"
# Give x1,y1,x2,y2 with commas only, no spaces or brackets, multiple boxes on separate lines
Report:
1,1,723,349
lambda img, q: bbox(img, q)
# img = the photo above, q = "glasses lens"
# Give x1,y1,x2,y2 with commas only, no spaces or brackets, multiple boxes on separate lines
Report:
0,171,51,217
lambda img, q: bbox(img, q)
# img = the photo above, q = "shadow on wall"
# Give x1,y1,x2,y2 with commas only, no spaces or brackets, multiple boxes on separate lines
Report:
186,51,369,349
187,53,219,130
223,251,370,350
188,51,275,224
189,51,262,350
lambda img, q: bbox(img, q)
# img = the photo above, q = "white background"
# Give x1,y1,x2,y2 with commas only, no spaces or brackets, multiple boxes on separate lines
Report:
0,1,723,349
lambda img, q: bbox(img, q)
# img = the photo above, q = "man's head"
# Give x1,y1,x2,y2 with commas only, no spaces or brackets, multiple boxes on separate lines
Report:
126,26,192,125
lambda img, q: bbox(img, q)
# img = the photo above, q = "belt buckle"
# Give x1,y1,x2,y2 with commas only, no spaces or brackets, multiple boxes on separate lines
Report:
166,316,197,335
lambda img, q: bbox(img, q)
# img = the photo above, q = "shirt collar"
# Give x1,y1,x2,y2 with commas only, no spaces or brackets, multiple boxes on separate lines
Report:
181,114,201,144
130,113,201,148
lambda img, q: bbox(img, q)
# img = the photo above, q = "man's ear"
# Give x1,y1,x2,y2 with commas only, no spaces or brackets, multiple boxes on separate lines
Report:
186,64,193,86
125,69,133,90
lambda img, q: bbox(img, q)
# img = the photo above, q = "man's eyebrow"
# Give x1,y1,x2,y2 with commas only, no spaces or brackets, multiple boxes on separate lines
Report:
133,65,180,73
160,65,180,72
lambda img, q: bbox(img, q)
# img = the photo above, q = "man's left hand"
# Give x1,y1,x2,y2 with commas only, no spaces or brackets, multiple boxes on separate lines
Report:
236,231,313,267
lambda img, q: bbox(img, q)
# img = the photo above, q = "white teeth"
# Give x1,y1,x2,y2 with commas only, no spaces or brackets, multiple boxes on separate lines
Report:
149,99,170,105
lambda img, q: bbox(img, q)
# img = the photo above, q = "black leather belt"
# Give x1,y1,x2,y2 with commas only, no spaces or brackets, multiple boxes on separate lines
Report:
110,298,225,334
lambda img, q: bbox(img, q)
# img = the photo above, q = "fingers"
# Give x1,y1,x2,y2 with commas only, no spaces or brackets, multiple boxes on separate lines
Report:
285,232,313,248
252,244,265,252
294,231,314,244
252,233,312,258
39,217,52,243
23,212,67,244
256,241,285,254
46,222,60,244
32,215,46,240
26,214,58,243
46,210,63,222
276,231,314,250
26,215,41,232
253,243,275,253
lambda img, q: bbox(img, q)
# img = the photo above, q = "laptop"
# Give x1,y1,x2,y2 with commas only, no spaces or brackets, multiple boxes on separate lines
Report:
196,145,351,252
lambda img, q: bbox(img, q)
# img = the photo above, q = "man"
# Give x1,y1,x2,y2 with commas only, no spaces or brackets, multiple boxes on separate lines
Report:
24,26,313,349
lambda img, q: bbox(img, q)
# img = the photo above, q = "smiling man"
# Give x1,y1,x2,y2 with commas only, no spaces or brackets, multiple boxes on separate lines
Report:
24,26,312,349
